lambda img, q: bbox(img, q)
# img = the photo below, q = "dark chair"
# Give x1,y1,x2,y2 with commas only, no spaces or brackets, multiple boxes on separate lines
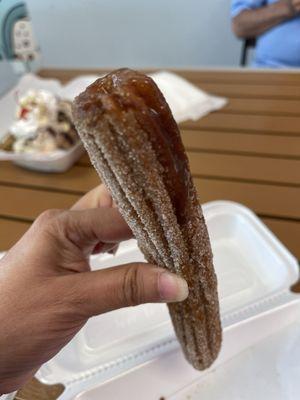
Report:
240,38,256,66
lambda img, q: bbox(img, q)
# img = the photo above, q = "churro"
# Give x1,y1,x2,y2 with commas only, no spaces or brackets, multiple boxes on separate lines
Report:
72,68,222,370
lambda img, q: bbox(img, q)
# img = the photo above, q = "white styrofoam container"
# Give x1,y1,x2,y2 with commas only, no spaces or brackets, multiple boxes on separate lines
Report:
35,201,299,400
0,392,17,400
76,299,300,400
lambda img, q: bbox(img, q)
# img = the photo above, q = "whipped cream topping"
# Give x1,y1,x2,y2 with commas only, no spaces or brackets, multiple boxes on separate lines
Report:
1,89,78,154
10,90,59,139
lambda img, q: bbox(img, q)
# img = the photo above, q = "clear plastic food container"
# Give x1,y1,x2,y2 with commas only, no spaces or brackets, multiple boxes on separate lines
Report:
0,74,92,172
10,142,84,173
35,201,299,400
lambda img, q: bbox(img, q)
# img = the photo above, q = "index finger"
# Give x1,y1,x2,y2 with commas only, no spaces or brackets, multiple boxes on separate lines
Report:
72,185,113,210
60,208,133,251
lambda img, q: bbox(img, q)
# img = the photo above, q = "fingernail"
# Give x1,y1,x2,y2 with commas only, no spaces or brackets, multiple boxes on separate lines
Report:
158,272,189,302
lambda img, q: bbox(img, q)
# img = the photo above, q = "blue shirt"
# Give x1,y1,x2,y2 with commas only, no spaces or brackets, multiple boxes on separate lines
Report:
231,0,300,68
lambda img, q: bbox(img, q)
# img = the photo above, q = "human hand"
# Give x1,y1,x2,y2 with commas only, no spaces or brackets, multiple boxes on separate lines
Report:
292,0,300,12
72,184,116,210
284,0,300,14
72,184,119,254
0,187,188,393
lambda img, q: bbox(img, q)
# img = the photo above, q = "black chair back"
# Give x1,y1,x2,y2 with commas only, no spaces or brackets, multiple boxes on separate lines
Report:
240,38,257,66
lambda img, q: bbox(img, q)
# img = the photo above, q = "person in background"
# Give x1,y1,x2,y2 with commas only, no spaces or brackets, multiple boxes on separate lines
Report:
231,0,300,68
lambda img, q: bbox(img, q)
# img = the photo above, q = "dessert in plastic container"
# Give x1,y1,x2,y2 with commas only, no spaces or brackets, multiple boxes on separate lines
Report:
0,74,84,172
35,201,299,400
10,141,84,173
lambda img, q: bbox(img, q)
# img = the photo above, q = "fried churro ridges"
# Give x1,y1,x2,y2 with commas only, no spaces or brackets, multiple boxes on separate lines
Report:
84,121,161,266
72,68,222,370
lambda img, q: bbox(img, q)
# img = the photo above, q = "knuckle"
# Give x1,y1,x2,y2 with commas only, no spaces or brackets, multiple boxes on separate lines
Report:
121,263,145,307
33,209,69,239
35,209,63,228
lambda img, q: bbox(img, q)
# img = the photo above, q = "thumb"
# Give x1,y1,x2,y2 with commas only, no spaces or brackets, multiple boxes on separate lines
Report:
67,263,189,317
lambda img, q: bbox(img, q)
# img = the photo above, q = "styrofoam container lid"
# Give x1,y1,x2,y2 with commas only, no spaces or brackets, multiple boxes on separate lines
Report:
36,201,299,399
76,299,300,400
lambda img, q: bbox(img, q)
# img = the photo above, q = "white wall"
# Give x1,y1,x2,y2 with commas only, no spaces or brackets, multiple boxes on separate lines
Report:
26,0,241,69
0,61,18,95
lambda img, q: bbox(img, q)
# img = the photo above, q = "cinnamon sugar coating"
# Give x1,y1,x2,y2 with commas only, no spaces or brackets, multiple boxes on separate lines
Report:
72,68,222,370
